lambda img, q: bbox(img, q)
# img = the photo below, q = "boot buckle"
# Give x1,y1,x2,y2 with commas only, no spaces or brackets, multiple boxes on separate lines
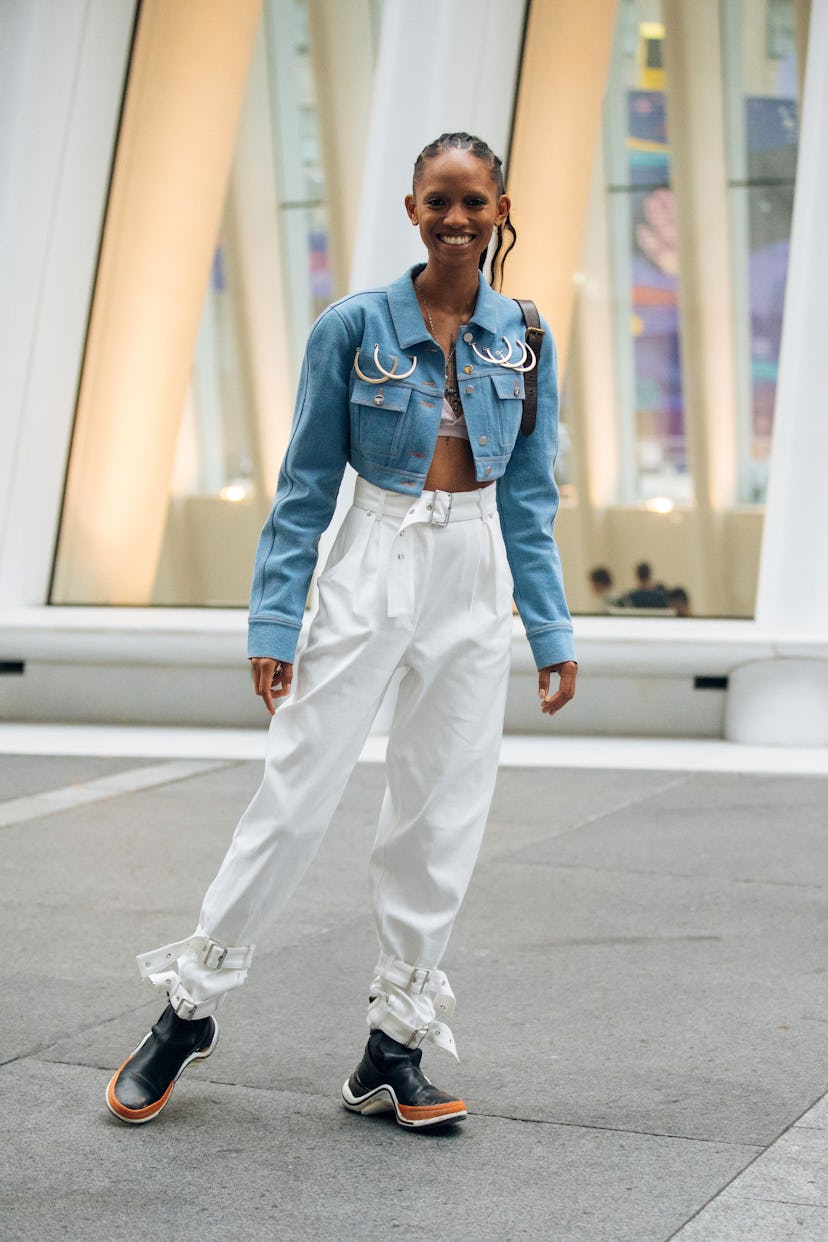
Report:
173,995,198,1019
202,942,228,970
407,966,432,994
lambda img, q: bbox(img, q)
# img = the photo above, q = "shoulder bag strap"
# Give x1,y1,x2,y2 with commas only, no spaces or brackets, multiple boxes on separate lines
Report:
513,298,544,436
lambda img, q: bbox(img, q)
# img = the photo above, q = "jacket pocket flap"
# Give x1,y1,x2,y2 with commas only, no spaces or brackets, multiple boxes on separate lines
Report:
352,379,414,412
490,372,525,400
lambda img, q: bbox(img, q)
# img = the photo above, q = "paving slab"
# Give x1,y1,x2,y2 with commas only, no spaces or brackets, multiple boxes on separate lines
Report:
670,1197,828,1241
0,1059,757,1242
480,765,688,862
520,771,828,888
449,851,826,1144
0,753,150,801
799,1095,828,1131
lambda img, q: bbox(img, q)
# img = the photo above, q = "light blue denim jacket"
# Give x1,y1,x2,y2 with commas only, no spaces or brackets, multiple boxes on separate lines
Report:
248,265,575,669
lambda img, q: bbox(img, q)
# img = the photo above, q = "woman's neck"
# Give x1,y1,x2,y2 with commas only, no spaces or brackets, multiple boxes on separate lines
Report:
415,263,480,319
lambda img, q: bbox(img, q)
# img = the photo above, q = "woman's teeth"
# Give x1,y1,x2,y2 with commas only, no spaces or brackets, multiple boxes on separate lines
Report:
440,235,473,246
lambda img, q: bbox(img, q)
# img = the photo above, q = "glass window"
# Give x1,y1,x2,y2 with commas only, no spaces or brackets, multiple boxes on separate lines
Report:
721,0,800,503
604,0,689,504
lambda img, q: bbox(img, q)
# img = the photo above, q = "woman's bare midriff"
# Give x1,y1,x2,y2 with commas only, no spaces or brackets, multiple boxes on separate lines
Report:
424,435,493,493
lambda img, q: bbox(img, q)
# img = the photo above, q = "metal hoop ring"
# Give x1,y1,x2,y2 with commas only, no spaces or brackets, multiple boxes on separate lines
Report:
353,348,385,383
373,343,417,381
510,341,537,373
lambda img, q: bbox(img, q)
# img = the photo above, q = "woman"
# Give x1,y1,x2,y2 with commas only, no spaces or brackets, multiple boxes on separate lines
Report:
106,132,577,1130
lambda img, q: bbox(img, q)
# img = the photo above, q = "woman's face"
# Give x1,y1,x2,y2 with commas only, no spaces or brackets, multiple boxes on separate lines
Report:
405,149,510,271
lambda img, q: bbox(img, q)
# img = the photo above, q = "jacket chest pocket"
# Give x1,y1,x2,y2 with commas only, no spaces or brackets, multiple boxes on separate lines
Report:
351,378,414,460
490,371,525,445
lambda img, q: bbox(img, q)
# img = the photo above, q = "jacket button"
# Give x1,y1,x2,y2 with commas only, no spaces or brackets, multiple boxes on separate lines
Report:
479,435,488,446
463,365,473,375
463,332,473,343
465,385,473,395
485,466,493,476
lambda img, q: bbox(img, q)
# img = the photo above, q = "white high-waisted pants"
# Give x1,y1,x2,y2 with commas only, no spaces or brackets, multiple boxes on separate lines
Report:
138,478,514,1055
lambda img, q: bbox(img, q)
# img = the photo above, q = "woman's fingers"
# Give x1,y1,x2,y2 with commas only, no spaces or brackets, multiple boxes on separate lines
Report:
538,661,578,716
251,658,294,716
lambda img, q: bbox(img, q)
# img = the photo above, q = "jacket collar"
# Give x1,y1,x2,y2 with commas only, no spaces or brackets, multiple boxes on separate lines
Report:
387,264,502,349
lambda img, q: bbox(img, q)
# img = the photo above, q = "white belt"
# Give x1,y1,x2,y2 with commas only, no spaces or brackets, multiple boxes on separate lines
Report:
352,478,497,619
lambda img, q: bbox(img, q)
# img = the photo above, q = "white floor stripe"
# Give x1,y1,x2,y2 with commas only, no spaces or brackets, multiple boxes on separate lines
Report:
0,758,231,828
0,723,826,775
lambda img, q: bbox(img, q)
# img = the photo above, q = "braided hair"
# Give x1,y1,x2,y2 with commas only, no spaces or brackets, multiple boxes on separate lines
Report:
412,132,517,290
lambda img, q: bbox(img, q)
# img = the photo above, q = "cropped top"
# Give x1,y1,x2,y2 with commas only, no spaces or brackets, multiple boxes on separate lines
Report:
438,395,469,440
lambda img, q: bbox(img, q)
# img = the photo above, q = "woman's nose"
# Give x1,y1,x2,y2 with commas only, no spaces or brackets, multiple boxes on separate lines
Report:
444,203,468,228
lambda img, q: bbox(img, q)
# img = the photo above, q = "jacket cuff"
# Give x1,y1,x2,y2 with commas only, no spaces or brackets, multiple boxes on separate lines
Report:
247,617,302,663
526,624,576,670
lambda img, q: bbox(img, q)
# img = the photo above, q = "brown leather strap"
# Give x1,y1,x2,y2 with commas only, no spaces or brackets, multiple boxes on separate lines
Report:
513,298,544,435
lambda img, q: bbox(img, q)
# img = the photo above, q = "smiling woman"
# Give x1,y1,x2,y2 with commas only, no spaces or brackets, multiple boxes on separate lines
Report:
105,130,578,1136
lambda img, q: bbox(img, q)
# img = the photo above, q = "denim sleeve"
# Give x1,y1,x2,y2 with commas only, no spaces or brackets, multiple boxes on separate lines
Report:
496,318,576,669
247,306,354,662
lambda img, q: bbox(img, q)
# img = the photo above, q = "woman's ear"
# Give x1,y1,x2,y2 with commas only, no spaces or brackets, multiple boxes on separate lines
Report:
405,193,418,225
495,194,511,227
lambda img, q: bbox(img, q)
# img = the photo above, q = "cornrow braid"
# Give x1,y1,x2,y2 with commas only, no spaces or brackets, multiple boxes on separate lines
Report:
412,132,517,291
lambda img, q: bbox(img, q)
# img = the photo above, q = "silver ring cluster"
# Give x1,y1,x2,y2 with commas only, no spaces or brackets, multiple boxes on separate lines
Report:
472,336,536,373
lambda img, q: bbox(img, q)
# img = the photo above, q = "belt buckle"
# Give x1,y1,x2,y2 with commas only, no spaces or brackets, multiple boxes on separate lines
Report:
431,491,452,526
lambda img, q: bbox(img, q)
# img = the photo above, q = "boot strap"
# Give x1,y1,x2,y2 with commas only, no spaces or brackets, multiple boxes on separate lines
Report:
370,953,458,1059
406,1019,458,1059
136,934,255,980
372,952,456,1016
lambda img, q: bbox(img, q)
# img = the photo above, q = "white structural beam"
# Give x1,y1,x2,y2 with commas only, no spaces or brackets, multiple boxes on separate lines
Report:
349,0,527,291
0,0,137,606
726,0,828,745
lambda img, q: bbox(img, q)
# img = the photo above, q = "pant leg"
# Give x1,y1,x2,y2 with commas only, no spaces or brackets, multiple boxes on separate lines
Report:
367,500,514,1052
138,501,409,1018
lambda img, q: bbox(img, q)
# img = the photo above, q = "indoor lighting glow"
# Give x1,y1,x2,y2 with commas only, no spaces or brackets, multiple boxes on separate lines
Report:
645,496,675,514
219,484,248,503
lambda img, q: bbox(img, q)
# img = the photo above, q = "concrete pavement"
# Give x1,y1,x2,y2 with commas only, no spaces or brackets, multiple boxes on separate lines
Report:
1,747,826,1240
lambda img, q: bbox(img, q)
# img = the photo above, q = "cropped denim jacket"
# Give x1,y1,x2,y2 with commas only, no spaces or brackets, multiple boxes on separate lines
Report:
248,265,575,670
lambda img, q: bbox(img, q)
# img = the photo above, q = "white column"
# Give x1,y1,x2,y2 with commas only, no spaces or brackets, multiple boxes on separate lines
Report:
0,0,136,606
349,0,526,290
726,1,828,745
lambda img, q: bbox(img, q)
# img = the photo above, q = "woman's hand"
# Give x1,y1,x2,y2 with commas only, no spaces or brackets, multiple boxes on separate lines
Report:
538,661,577,716
250,658,294,716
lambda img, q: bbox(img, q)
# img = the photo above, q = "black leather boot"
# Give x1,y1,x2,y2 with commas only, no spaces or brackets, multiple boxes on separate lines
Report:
106,1003,218,1124
342,1028,466,1128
